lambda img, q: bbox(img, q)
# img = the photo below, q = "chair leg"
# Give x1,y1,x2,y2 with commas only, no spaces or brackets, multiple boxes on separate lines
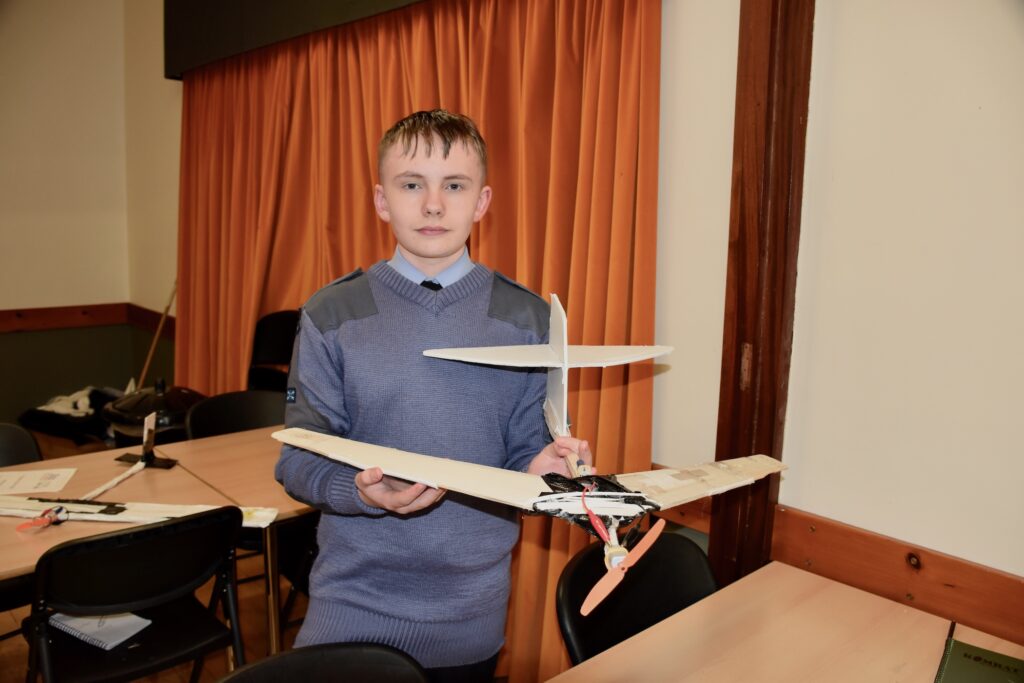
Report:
32,626,53,683
25,621,42,683
188,657,205,683
221,573,246,666
280,584,299,626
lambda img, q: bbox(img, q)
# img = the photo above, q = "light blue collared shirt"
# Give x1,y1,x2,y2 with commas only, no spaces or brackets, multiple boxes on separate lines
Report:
388,248,475,289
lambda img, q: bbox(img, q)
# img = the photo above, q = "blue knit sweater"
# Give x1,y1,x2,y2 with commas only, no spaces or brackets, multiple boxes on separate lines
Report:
275,261,550,667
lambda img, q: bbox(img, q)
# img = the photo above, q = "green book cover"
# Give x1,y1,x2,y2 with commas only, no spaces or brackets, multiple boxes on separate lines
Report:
934,636,1024,683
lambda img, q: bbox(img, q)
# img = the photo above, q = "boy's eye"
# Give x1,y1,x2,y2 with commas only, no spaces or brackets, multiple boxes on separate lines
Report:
401,182,421,190
445,183,464,191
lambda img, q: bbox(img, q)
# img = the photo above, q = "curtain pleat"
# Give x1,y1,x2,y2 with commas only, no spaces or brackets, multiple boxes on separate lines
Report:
176,1,660,679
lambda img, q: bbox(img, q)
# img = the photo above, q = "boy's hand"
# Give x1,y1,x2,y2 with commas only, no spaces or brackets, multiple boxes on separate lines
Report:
527,437,594,478
356,467,446,514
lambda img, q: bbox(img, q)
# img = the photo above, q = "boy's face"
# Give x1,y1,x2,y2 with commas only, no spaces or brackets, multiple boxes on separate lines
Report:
374,135,492,277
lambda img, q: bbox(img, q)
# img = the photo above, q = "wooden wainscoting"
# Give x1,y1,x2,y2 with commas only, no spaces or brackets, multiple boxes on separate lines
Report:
0,303,174,338
772,505,1024,646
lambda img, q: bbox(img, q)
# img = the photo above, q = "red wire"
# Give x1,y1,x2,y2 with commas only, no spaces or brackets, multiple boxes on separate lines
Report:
580,487,610,543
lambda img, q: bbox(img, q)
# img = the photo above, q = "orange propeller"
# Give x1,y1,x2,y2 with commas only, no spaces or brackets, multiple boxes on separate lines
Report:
15,505,68,532
580,517,667,616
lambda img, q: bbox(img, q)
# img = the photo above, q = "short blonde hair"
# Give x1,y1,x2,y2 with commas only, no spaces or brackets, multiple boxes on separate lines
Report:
378,110,488,179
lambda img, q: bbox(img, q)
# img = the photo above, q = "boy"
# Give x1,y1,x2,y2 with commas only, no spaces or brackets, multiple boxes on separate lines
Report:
275,110,591,681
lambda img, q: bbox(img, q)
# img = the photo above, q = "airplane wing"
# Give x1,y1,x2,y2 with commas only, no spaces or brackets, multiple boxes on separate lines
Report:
274,429,786,524
613,455,785,510
273,428,553,510
0,495,278,528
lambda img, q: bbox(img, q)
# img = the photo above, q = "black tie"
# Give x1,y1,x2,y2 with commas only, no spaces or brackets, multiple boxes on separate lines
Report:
420,280,442,291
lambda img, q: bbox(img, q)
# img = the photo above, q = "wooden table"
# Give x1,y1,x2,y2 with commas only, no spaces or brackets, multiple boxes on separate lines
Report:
549,561,1024,682
0,446,237,582
2,429,309,656
155,426,310,654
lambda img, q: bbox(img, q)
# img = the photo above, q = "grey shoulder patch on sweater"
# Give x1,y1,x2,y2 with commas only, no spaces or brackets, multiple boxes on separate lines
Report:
489,272,549,336
303,269,378,332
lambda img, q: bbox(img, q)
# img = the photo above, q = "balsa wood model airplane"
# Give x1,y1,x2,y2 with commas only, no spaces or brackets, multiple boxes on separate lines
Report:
274,294,785,614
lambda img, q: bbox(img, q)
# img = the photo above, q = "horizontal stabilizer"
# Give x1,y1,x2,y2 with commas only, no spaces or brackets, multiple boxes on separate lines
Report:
424,345,561,367
565,345,673,368
423,344,672,369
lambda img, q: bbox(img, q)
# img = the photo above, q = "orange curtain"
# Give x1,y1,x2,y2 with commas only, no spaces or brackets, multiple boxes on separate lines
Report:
176,0,660,679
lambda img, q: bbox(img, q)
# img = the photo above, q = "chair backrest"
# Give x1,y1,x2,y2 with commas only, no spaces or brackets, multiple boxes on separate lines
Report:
34,506,241,616
247,310,300,392
556,528,718,664
218,642,429,683
186,390,285,440
0,422,42,466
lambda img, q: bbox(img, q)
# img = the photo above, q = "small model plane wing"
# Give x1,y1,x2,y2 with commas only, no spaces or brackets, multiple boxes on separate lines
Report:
272,428,553,509
273,428,784,526
614,455,786,509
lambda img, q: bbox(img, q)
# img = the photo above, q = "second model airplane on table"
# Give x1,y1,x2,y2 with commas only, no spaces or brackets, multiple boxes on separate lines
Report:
274,294,785,615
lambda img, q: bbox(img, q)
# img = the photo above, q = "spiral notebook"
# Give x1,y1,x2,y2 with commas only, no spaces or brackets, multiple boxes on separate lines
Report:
49,612,152,651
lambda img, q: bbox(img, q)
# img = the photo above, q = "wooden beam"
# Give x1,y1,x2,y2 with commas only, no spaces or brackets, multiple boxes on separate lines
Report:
0,304,129,333
773,506,1024,646
0,303,174,340
709,0,815,585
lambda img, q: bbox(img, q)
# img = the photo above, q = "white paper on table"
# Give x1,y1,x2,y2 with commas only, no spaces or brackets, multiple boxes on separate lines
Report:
0,468,76,494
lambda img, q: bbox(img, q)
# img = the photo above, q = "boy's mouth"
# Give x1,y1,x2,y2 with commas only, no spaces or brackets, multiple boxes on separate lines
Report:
417,226,447,236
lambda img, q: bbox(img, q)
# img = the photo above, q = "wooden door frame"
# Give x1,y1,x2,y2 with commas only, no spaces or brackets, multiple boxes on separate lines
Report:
708,0,816,585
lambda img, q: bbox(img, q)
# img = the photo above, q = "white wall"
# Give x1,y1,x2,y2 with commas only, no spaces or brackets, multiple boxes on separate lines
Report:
0,0,130,309
0,0,179,313
783,0,1024,575
124,0,183,313
653,0,739,467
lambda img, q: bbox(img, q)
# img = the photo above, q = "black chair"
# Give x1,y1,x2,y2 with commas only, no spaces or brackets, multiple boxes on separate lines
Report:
185,389,287,567
184,389,318,630
556,528,718,664
218,642,428,683
185,389,286,440
23,506,246,683
0,423,42,641
0,422,42,466
275,513,319,628
246,310,299,392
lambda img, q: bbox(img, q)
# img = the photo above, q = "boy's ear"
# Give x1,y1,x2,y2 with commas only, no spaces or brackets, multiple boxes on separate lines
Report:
373,184,391,222
473,185,493,222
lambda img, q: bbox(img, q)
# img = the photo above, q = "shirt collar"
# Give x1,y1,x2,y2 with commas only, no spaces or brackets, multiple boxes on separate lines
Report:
388,248,475,288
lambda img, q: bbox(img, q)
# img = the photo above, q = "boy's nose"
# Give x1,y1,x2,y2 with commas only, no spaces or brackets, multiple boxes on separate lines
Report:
422,192,444,217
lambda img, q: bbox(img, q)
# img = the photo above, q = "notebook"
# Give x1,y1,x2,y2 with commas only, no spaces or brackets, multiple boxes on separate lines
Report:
934,624,1024,683
48,612,152,651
